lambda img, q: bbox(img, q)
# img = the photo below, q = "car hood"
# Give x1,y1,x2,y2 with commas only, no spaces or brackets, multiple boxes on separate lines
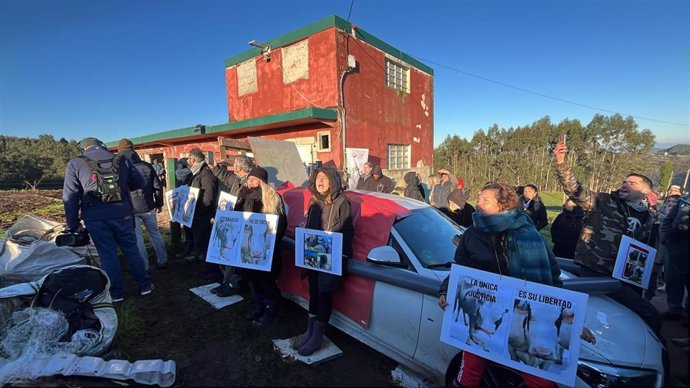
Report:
580,295,654,368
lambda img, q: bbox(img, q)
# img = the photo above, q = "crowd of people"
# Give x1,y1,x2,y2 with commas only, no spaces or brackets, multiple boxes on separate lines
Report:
62,136,688,382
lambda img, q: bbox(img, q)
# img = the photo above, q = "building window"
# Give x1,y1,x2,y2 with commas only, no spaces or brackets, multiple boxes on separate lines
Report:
385,58,409,93
388,144,410,170
317,132,331,151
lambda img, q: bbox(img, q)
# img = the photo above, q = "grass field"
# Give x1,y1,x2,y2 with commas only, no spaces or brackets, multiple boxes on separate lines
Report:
537,191,567,244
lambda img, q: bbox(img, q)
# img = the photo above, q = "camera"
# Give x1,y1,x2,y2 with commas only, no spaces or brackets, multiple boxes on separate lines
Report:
55,230,91,247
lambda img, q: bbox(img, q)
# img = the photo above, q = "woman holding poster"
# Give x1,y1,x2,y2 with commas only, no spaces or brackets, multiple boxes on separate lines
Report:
235,167,287,326
438,182,594,387
292,167,354,356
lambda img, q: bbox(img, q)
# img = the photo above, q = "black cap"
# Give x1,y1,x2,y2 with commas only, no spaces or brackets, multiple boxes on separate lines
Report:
248,166,268,183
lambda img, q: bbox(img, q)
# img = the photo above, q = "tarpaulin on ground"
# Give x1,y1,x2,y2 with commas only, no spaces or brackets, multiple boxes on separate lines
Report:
278,188,411,328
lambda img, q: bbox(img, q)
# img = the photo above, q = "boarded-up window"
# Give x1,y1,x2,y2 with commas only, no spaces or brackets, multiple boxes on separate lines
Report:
388,144,410,170
282,40,309,84
385,58,409,93
237,59,258,96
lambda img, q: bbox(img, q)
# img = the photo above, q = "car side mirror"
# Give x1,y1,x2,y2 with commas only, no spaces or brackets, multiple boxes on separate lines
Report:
366,246,406,268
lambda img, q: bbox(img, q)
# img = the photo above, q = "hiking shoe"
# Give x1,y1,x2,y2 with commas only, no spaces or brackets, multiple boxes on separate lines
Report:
111,296,124,303
140,284,155,296
215,285,240,298
253,307,278,326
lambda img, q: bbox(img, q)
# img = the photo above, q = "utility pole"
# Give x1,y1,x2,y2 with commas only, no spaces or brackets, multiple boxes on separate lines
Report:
684,168,690,192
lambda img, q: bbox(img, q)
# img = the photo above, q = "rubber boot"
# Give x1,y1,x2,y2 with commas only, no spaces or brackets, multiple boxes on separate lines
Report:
298,320,328,356
292,315,316,350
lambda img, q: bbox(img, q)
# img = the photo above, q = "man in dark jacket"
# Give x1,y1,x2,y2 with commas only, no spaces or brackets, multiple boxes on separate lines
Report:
550,199,584,259
441,189,475,227
521,183,548,231
660,193,689,319
361,165,394,193
63,137,153,302
553,140,661,336
117,139,168,270
355,162,373,190
403,171,425,202
187,148,219,266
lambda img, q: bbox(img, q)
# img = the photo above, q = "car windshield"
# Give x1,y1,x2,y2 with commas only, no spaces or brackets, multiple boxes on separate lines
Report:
393,207,464,270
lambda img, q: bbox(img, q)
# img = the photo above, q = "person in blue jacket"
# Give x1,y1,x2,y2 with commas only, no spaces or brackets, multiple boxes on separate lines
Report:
62,137,153,302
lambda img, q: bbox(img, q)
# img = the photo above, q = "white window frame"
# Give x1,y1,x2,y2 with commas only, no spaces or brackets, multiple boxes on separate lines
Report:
385,58,410,93
317,131,331,152
387,144,410,170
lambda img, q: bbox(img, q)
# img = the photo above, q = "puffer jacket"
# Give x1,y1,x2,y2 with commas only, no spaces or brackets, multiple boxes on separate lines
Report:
555,162,656,275
305,167,354,291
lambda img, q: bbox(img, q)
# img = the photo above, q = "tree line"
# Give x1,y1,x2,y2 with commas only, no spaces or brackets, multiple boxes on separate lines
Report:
433,113,658,195
0,135,80,189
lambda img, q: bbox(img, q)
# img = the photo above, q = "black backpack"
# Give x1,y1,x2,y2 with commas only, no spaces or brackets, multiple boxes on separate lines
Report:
79,155,123,203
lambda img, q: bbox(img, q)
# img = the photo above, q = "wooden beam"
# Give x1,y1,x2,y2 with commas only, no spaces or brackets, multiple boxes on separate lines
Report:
217,136,251,151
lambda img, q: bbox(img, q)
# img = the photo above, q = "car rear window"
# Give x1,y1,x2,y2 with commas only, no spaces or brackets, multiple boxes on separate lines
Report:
393,208,463,270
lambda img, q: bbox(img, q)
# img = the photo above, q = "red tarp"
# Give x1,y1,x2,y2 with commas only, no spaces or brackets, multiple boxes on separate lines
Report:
277,188,411,328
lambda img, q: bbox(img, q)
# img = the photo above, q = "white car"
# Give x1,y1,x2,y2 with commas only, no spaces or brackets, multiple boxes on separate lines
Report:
281,190,665,387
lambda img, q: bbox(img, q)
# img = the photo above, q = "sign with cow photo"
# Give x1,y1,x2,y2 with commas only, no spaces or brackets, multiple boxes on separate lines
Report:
205,210,280,272
217,190,238,212
294,227,344,276
167,185,199,228
441,265,588,386
612,235,657,289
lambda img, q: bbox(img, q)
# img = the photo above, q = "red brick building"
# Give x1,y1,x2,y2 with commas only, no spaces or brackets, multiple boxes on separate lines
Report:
108,15,434,185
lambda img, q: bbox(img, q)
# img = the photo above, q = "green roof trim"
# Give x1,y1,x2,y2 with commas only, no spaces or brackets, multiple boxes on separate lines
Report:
223,15,433,76
105,108,338,147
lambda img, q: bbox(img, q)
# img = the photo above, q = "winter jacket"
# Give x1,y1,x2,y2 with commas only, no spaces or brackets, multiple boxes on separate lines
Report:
190,162,218,221
360,166,394,193
439,225,562,297
523,196,548,231
550,207,584,259
430,172,457,210
212,164,245,196
119,150,163,213
661,194,689,274
555,162,656,275
441,203,475,228
356,173,371,190
305,167,355,292
63,146,145,231
403,172,425,202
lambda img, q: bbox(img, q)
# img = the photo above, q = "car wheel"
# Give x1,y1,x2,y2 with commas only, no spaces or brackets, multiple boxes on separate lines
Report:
446,352,525,388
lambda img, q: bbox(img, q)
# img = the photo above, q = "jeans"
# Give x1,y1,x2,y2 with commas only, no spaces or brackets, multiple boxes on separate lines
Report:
84,216,152,299
135,209,168,270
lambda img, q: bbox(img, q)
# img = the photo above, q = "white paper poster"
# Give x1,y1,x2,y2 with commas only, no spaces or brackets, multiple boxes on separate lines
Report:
217,191,238,211
441,265,588,386
294,227,344,276
346,147,369,190
206,210,279,272
612,235,657,289
167,185,198,227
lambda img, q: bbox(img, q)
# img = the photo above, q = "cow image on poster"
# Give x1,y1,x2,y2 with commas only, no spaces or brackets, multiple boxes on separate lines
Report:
240,222,271,264
508,299,574,370
452,277,508,352
213,217,241,261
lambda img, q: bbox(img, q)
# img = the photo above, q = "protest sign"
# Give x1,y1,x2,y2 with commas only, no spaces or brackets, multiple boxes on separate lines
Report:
168,186,198,227
206,210,279,272
441,265,588,386
295,227,344,276
612,235,657,289
217,191,238,211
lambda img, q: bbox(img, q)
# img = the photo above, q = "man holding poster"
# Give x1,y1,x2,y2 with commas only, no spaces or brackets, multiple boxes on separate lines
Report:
552,139,662,337
438,183,595,387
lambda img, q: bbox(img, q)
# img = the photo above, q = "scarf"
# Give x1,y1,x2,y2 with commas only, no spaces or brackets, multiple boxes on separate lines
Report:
190,160,206,176
175,168,190,182
473,208,553,285
625,200,648,212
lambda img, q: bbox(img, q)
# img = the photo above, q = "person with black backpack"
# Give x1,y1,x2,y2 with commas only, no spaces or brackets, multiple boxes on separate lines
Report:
117,138,168,270
63,137,153,303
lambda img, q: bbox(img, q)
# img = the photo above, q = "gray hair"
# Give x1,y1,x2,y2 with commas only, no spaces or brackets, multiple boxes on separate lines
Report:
234,155,254,173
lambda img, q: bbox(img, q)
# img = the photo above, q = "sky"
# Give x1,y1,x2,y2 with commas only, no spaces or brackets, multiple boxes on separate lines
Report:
1,0,688,148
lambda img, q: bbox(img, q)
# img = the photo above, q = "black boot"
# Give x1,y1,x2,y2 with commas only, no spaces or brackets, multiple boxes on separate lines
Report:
245,302,264,321
215,284,239,297
298,321,328,356
292,316,316,350
253,305,278,326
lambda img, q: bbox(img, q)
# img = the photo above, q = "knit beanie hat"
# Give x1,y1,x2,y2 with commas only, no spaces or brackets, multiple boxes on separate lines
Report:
117,138,135,152
248,166,268,183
